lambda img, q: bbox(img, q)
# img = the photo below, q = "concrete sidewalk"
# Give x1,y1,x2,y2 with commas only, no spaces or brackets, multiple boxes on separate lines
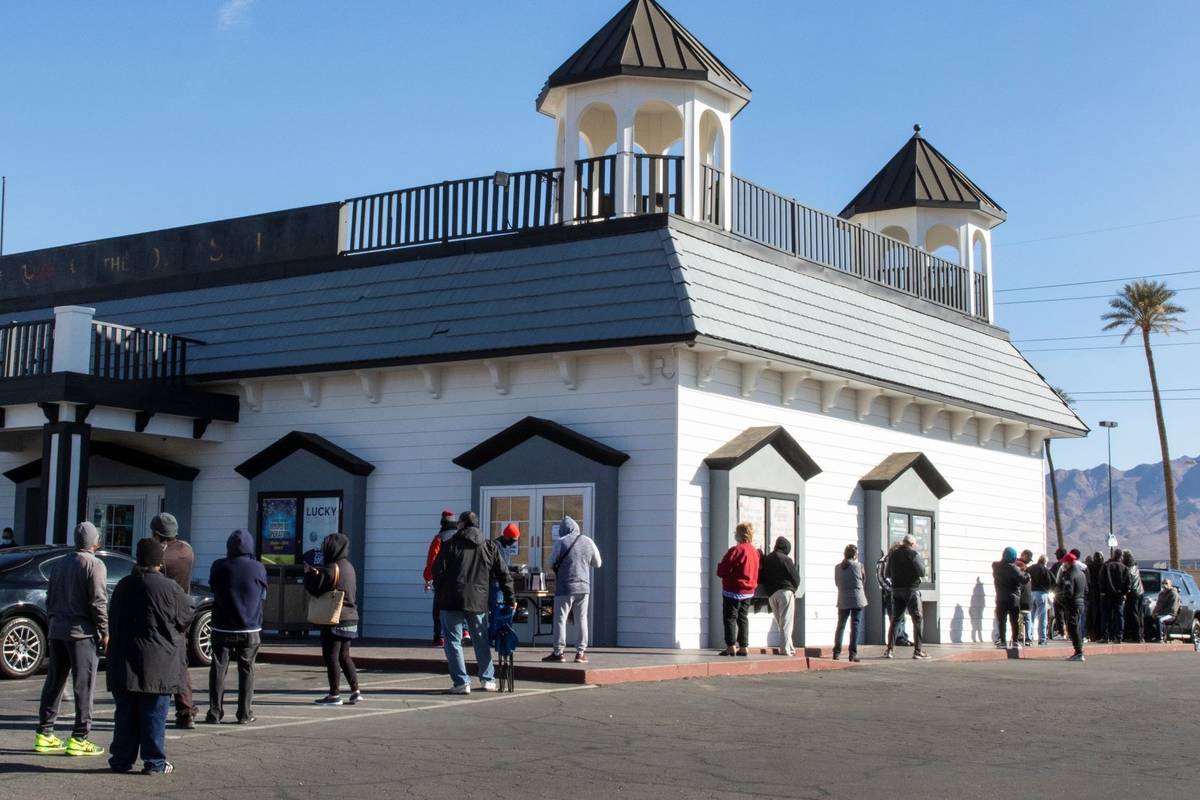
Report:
258,637,1197,686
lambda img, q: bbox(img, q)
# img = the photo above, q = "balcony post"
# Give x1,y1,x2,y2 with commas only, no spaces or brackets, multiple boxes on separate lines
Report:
614,104,636,217
51,306,95,374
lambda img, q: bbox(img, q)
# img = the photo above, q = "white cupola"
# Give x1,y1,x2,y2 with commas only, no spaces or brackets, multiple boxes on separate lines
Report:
840,125,1006,320
536,0,751,228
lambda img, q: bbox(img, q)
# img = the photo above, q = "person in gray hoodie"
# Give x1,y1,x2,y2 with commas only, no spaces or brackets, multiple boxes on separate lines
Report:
542,516,601,663
833,544,868,662
34,521,108,757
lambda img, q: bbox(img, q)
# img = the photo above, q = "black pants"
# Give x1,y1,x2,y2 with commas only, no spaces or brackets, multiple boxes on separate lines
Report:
1051,600,1065,638
208,631,261,721
38,638,98,739
995,603,1020,646
432,595,442,639
887,590,922,651
722,597,750,648
834,608,862,658
1103,595,1125,643
1066,605,1084,654
1125,593,1145,642
319,627,358,695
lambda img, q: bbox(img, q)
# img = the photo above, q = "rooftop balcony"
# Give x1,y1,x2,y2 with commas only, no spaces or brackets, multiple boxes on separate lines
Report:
339,154,990,322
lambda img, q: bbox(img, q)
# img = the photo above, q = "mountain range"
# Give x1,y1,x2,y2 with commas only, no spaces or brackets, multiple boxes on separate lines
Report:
1045,453,1200,560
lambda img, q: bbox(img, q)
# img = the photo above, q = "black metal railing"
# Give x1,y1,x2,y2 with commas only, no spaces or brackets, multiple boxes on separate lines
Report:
0,319,55,378
634,154,684,215
727,176,982,319
343,168,563,254
90,322,200,382
701,164,722,227
972,271,989,320
574,156,616,222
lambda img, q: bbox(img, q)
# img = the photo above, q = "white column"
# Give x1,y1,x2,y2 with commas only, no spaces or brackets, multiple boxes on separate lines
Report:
682,96,699,221
51,306,96,374
43,432,60,545
961,223,976,317
561,99,580,223
720,114,733,231
614,101,636,217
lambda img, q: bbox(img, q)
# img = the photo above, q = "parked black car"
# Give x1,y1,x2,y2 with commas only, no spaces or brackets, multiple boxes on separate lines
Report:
1139,568,1200,647
0,545,213,679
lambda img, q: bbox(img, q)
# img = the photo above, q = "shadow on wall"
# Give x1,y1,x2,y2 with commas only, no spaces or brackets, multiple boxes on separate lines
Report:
970,578,986,643
950,604,964,643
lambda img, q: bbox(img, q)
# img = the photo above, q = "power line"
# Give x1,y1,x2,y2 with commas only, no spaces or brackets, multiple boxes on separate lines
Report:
1012,328,1200,343
1072,397,1200,402
997,286,1200,305
994,213,1200,247
1022,341,1200,353
997,268,1200,293
1068,388,1200,394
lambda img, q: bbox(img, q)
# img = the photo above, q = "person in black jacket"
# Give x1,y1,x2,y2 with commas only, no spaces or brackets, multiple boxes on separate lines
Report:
885,536,930,660
106,538,194,775
1085,551,1103,641
1049,547,1068,639
992,547,1030,649
1100,549,1132,644
759,537,800,656
304,533,360,706
432,512,514,694
1027,554,1054,645
1055,551,1088,661
1017,550,1034,645
206,529,268,724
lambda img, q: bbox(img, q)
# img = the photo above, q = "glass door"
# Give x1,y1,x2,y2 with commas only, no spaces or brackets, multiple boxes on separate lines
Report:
481,485,594,575
88,487,165,555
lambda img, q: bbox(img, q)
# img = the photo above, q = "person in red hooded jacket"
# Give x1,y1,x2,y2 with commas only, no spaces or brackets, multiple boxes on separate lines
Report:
423,510,458,646
716,522,760,656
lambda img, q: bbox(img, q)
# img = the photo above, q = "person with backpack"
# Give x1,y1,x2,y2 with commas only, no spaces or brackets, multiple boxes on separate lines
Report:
33,522,108,757
759,536,800,656
716,523,760,657
206,529,268,724
992,547,1029,649
423,510,458,647
542,516,602,663
876,544,911,647
433,512,515,691
106,538,194,775
833,544,868,662
303,533,361,706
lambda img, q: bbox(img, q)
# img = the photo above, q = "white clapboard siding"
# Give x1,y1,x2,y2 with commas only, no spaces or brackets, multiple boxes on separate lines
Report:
675,351,1047,649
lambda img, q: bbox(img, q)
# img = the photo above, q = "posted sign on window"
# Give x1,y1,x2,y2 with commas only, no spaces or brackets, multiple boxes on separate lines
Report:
304,497,341,552
257,492,343,566
260,498,299,565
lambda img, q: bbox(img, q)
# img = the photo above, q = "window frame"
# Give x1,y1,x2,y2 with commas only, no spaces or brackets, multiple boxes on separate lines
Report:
886,506,936,590
254,490,344,566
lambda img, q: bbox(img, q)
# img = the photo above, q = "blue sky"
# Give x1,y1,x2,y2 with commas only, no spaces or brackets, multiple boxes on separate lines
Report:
2,1,1197,472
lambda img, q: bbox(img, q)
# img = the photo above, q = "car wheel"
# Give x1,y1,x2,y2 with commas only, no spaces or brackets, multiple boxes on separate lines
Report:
189,609,213,667
0,616,47,679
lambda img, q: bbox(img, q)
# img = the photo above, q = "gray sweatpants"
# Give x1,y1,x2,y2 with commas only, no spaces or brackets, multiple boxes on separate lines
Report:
38,637,99,739
552,593,590,655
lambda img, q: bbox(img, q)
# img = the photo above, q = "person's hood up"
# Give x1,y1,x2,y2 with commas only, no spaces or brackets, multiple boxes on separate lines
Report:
226,529,255,558
1002,547,1018,564
773,536,791,555
560,516,580,539
322,532,350,563
74,521,100,550
456,526,484,547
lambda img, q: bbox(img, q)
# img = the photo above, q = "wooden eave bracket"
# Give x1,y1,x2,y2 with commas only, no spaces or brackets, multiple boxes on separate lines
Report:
627,349,652,386
418,365,442,399
740,361,768,398
239,380,264,412
888,395,914,428
977,417,1001,446
356,370,382,404
948,410,973,441
819,380,847,413
297,375,323,408
1003,422,1028,447
553,354,578,390
1027,429,1050,455
855,387,882,421
697,350,727,388
484,360,511,395
780,371,809,406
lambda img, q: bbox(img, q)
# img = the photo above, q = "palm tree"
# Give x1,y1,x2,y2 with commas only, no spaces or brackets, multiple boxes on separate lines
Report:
1045,387,1073,551
1101,280,1187,568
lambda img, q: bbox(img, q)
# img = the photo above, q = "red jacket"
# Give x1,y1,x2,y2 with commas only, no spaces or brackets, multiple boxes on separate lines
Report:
717,542,760,595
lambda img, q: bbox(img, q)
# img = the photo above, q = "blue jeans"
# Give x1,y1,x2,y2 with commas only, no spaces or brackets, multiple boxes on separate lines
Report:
440,610,494,687
109,691,169,773
834,607,862,657
1031,591,1049,642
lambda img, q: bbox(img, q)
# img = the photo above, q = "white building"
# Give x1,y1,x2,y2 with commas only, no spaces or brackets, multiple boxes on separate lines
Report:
0,0,1084,652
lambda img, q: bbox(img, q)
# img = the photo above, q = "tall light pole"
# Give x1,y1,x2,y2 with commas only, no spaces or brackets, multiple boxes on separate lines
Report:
1098,420,1118,554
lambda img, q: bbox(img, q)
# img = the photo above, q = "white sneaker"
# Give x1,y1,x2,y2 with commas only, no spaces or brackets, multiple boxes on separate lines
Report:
449,683,471,695
480,680,498,692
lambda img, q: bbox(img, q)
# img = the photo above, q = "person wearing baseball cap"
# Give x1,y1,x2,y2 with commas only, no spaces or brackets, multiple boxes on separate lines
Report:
149,512,198,728
1055,551,1087,662
423,510,458,646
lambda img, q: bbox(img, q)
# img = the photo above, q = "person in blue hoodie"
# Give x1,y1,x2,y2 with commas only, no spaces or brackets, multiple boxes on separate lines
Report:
205,530,268,724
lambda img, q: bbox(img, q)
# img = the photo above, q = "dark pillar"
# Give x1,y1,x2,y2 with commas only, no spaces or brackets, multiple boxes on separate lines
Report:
38,419,91,545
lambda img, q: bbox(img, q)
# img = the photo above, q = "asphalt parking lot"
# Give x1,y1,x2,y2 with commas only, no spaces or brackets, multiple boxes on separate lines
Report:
0,653,1196,799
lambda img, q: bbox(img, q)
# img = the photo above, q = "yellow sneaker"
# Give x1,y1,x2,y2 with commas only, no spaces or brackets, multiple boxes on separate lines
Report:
65,737,105,757
34,732,67,754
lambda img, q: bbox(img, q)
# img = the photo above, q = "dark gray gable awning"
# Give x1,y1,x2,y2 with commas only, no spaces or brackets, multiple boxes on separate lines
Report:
859,452,953,499
235,431,376,479
4,440,200,484
840,127,1005,221
540,0,750,105
453,416,630,470
704,426,821,480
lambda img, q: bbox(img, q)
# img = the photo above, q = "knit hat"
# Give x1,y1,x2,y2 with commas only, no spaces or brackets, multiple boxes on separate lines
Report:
136,537,165,569
1002,546,1018,563
441,509,455,519
150,512,179,539
74,521,100,550
1062,552,1077,564
502,523,521,541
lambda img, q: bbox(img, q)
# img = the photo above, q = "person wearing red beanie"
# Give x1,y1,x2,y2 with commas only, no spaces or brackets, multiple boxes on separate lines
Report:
488,523,521,645
423,510,458,646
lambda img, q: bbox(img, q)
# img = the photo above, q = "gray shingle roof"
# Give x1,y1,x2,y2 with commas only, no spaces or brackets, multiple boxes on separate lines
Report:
840,127,1006,221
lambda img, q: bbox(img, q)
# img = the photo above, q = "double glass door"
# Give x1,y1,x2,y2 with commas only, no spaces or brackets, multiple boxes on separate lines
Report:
88,487,165,555
481,485,593,577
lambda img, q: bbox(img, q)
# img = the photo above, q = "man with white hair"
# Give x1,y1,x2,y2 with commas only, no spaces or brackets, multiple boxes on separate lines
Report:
33,522,108,756
884,534,931,661
1152,579,1182,642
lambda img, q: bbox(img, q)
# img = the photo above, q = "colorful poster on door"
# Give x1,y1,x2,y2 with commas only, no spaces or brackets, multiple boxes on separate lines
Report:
260,497,298,565
304,497,341,552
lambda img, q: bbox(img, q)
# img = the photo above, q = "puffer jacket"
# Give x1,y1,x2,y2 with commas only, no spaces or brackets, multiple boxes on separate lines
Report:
432,526,514,613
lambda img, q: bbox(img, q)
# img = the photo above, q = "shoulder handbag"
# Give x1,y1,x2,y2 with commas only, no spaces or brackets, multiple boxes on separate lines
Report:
552,535,580,574
307,562,345,625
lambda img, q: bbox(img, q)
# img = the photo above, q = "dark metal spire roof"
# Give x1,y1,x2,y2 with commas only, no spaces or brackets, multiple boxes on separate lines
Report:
839,126,1006,221
539,0,750,106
